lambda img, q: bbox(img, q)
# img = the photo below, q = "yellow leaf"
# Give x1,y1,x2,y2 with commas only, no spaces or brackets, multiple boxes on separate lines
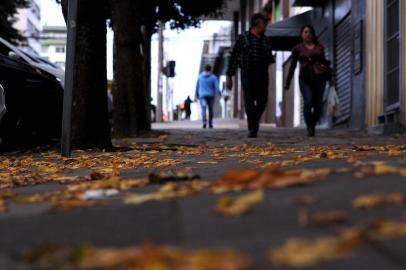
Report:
215,190,264,217
353,193,406,209
270,230,362,267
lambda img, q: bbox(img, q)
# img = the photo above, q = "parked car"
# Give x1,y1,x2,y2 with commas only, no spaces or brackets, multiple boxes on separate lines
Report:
0,49,63,150
0,37,65,87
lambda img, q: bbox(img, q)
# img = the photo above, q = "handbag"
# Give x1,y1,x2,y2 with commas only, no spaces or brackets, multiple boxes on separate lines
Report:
326,86,341,117
308,57,331,81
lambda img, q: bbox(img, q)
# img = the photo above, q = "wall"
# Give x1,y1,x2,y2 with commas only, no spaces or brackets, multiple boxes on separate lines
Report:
350,0,366,129
365,0,385,127
402,3,406,126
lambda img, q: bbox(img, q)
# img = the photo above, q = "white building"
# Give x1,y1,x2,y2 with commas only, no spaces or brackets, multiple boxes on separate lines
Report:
40,25,67,69
14,0,42,54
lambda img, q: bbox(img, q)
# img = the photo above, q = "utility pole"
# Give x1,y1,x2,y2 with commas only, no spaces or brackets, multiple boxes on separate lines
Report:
157,21,164,122
61,0,78,157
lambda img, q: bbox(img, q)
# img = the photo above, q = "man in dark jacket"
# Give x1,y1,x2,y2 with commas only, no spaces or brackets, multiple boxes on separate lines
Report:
183,96,193,120
226,13,275,138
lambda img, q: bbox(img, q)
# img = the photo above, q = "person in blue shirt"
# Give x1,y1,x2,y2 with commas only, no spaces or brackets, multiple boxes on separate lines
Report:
195,65,220,128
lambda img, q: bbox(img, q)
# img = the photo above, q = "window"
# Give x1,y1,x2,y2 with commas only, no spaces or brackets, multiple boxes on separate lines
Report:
385,0,402,111
55,47,66,53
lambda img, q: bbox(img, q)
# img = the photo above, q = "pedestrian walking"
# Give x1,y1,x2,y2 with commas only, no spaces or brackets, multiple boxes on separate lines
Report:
226,13,275,138
284,25,333,137
195,65,220,129
183,96,193,120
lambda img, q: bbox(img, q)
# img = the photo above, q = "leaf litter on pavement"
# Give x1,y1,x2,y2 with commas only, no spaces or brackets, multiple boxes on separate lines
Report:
25,243,251,270
1,140,406,268
270,215,406,268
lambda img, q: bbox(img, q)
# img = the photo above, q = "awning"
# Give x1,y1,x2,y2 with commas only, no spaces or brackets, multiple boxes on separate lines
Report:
265,10,327,51
291,0,326,7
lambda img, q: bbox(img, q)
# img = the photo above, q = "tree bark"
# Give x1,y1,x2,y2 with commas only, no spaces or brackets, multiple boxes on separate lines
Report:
61,0,112,149
141,25,153,130
110,0,150,138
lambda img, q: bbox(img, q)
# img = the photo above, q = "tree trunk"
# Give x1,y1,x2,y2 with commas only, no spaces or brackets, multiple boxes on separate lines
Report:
110,0,150,138
141,26,153,130
61,0,112,149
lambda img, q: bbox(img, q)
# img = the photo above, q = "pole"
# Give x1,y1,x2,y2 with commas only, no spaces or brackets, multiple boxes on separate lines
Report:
157,21,164,122
61,0,78,157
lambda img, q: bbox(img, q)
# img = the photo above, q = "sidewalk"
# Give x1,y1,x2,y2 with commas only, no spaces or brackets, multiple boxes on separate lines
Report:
1,123,406,269
153,118,277,130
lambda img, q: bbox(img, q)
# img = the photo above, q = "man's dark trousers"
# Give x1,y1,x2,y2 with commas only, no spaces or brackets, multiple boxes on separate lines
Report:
241,70,269,133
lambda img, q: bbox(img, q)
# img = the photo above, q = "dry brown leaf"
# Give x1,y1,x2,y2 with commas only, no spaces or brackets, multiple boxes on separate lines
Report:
125,181,209,205
15,177,148,213
27,244,251,270
270,229,363,267
0,191,18,214
215,190,264,217
353,145,386,152
148,168,199,184
239,159,264,164
197,161,218,165
388,150,402,157
212,168,330,193
291,195,319,205
50,200,106,213
354,163,406,178
298,209,348,227
353,193,406,209
367,219,406,239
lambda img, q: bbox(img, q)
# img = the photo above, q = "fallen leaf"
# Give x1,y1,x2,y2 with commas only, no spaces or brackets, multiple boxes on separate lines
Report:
197,161,218,165
0,191,18,214
26,244,251,270
353,193,406,209
50,200,106,213
125,181,209,205
353,146,386,152
291,195,319,205
298,209,348,227
354,163,406,178
215,190,264,217
211,168,331,193
367,218,406,239
270,229,363,267
148,168,200,184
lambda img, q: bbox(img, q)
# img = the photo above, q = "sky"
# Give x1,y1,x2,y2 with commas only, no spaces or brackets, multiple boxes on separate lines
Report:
41,0,65,26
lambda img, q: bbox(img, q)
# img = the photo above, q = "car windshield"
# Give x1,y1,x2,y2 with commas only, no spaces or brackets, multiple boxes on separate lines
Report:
35,56,59,69
20,50,60,69
19,50,41,63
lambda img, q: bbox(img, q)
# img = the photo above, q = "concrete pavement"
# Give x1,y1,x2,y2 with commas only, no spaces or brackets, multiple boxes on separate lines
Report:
1,121,406,269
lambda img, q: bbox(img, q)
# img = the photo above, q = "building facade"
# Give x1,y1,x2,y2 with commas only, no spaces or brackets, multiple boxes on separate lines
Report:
366,0,406,133
267,0,406,133
14,0,42,54
40,25,67,70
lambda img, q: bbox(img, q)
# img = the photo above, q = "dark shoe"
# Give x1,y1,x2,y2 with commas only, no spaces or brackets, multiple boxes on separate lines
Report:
203,124,207,129
248,131,257,138
209,124,213,129
307,126,315,137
